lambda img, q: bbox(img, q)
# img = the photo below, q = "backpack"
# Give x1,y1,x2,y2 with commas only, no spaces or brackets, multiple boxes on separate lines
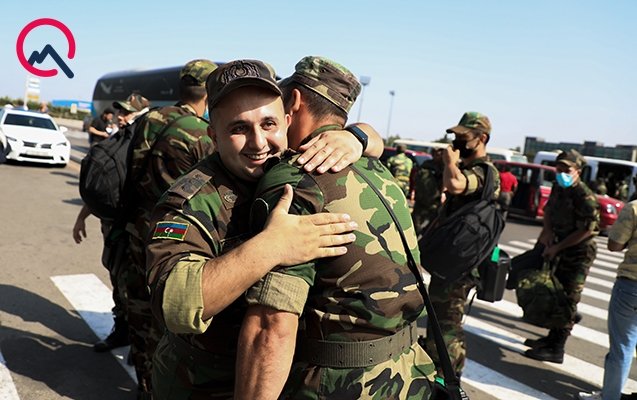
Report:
79,112,188,221
419,164,505,283
516,259,572,329
79,128,132,221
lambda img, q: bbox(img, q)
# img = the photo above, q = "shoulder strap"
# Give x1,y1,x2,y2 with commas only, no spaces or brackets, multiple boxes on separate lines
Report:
475,162,496,202
349,165,464,392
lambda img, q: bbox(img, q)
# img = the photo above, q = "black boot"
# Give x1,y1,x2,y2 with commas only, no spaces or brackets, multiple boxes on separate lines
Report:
94,317,129,352
524,329,557,348
524,328,567,364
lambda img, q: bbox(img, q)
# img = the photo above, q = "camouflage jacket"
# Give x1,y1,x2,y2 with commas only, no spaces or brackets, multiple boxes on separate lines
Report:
413,159,444,210
246,128,434,398
545,180,600,240
145,152,254,394
386,152,413,192
126,103,213,243
441,157,500,219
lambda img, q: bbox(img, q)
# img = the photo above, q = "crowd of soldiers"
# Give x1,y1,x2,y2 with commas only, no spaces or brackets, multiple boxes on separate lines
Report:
71,55,636,400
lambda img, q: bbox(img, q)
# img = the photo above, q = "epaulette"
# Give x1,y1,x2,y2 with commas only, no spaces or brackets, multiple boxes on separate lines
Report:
167,167,213,201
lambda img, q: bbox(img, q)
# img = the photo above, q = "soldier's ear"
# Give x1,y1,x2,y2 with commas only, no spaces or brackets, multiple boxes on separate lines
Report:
290,88,302,114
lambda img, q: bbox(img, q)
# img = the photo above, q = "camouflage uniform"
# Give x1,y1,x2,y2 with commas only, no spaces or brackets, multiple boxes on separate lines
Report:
247,147,435,399
411,157,444,231
146,153,251,400
123,60,217,397
387,152,413,197
424,156,500,376
542,159,599,332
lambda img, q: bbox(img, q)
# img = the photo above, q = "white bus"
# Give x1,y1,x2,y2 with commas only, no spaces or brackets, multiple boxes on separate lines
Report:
392,139,528,162
533,150,637,199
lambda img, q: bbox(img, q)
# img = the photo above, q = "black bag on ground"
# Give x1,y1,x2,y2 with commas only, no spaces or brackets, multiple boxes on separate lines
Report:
516,259,572,329
419,164,505,283
79,130,132,221
477,247,510,302
505,243,545,290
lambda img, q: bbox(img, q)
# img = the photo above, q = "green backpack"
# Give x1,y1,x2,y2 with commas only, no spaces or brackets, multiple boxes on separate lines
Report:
516,259,573,329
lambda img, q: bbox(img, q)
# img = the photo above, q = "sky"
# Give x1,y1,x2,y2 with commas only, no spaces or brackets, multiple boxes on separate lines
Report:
1,0,635,151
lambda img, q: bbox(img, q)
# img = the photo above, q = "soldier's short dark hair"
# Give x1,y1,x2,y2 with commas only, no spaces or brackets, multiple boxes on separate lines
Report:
179,77,207,104
280,80,347,123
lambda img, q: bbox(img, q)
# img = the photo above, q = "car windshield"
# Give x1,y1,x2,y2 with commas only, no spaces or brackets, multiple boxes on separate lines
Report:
3,113,57,130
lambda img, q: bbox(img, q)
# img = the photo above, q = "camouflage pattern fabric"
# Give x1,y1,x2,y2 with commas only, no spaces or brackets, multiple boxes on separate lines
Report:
278,56,361,113
146,153,253,400
543,181,599,331
446,112,492,136
386,153,413,197
425,157,499,377
425,273,478,376
123,103,214,397
246,136,436,399
609,200,637,280
412,159,443,231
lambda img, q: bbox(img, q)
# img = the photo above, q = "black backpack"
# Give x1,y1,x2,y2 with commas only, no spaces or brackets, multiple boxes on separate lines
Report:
419,163,505,283
79,128,133,221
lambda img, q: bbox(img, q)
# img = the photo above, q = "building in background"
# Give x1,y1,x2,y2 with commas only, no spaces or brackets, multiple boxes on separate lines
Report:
525,137,637,162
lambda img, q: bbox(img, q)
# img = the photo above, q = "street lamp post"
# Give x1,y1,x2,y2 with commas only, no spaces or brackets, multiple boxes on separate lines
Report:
357,75,371,122
386,90,395,139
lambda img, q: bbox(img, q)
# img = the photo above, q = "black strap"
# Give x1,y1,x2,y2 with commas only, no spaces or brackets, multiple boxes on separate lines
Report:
350,165,463,390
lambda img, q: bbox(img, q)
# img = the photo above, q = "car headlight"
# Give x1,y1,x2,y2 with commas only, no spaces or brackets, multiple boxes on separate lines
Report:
605,204,617,215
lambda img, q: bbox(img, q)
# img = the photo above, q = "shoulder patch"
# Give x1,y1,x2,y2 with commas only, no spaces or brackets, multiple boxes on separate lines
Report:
152,221,189,241
168,170,212,200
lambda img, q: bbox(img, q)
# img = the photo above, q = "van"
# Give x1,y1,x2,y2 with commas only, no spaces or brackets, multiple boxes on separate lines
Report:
533,151,637,199
393,139,528,163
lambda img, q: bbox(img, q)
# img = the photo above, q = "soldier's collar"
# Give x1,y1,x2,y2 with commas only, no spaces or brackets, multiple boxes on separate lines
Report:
179,103,197,116
298,124,343,148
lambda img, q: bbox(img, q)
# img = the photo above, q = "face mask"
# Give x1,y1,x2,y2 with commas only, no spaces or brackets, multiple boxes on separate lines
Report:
452,139,476,159
202,107,209,121
556,172,574,188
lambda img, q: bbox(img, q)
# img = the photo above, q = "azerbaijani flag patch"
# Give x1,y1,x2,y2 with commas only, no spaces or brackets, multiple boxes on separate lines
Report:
152,221,189,241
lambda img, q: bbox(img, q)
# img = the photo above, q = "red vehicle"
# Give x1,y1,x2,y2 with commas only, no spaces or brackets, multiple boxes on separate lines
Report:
494,161,624,232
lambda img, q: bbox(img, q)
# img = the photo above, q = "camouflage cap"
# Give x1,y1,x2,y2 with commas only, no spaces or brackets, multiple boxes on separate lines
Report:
556,149,586,169
446,111,492,136
113,94,150,113
206,59,281,109
180,59,218,86
279,56,361,114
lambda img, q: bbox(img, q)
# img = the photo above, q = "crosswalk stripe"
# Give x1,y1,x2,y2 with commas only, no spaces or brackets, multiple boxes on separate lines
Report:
0,351,20,400
464,315,637,393
462,359,557,400
51,274,137,383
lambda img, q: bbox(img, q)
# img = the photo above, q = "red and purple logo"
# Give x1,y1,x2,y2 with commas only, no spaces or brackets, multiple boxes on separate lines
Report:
16,18,75,79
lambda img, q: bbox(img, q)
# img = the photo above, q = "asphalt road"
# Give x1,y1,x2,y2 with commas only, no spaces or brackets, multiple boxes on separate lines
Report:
0,129,631,400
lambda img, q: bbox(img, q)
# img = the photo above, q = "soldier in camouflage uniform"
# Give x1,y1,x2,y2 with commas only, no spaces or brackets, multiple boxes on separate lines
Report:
524,149,599,364
387,144,413,197
121,60,218,399
424,112,500,378
411,147,444,232
235,56,436,400
145,59,384,399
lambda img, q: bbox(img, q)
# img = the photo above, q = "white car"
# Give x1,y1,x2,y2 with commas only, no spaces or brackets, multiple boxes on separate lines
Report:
0,107,71,166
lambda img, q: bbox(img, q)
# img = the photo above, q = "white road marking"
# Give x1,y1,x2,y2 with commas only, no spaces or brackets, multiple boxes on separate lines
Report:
0,351,20,400
50,274,136,383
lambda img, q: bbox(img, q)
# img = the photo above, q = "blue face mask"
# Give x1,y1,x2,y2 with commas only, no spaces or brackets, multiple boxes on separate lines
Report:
202,107,209,121
556,172,574,188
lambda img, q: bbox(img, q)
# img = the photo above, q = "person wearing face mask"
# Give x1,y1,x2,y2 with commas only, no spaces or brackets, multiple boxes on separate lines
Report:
523,149,600,363
424,111,500,378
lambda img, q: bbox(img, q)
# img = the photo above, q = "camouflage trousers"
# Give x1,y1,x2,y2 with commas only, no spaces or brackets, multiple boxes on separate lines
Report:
126,237,164,398
425,271,479,377
281,342,436,399
552,238,597,332
100,220,127,321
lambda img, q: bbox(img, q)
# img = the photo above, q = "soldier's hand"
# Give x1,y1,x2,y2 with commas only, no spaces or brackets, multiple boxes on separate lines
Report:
443,145,460,166
542,245,559,261
264,184,358,266
296,129,363,174
72,219,87,244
